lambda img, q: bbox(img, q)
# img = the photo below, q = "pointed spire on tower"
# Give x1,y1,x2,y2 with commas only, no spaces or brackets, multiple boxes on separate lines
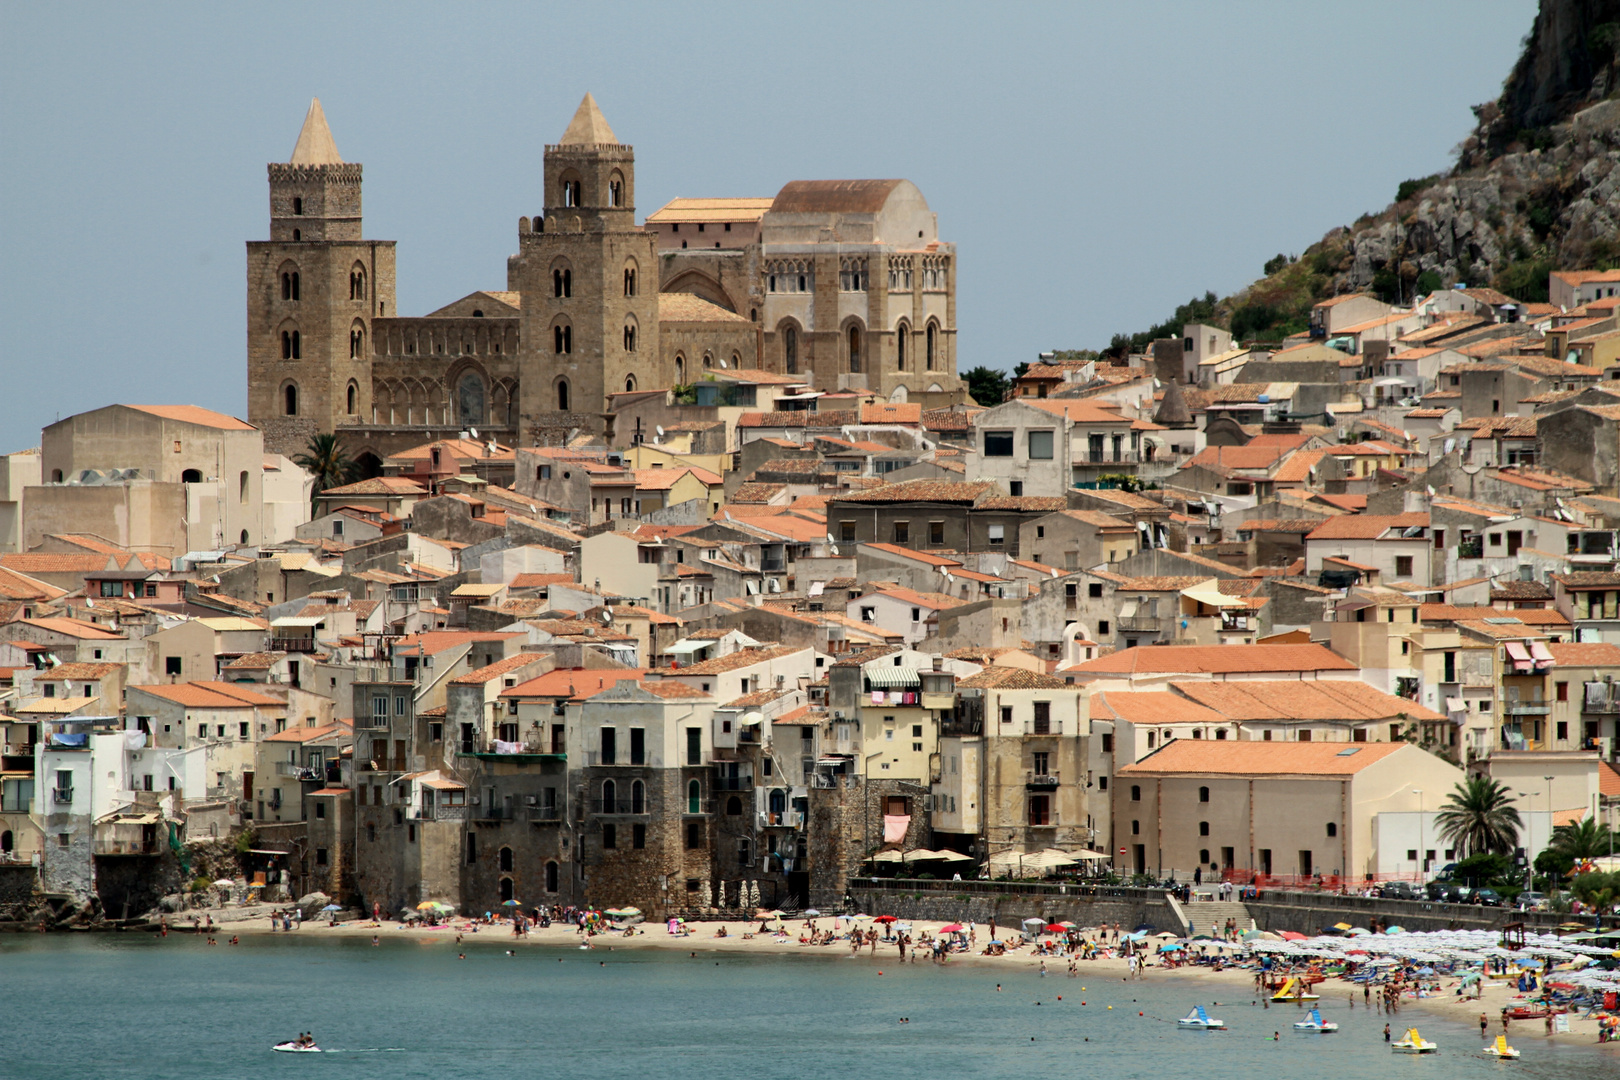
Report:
558,93,618,146
1154,378,1193,427
289,98,343,165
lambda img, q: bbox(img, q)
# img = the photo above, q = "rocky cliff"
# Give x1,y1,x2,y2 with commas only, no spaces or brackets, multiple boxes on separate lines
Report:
1105,1,1620,351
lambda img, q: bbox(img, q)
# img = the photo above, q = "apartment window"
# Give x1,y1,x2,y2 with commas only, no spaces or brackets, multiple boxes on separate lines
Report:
602,824,617,850
239,722,249,739
1131,819,1140,835
1009,480,1023,496
928,521,945,545
633,823,646,849
987,525,1004,546
1100,733,1113,752
1032,701,1051,734
839,520,857,543
1198,785,1209,803
892,521,909,544
1130,785,1140,801
1098,620,1110,636
1556,720,1568,741
1032,751,1049,775
1027,430,1054,460
1326,822,1337,837
685,821,702,849
165,657,182,676
1089,583,1103,598
1098,776,1108,791
1199,821,1210,836
1394,556,1413,577
1000,706,1013,726
1556,681,1568,702
983,430,1014,457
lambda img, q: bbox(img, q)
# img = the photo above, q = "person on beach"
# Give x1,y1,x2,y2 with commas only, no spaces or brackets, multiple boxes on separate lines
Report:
1383,1024,1391,1042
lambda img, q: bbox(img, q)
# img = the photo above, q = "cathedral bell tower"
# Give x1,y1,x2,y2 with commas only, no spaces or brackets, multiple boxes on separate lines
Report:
511,94,659,439
247,99,395,455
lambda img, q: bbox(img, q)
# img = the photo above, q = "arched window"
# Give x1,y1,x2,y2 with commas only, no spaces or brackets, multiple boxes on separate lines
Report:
769,788,786,814
292,228,300,241
631,780,645,814
726,795,742,816
687,778,701,814
561,174,582,207
0,830,11,854
181,469,202,484
557,380,570,412
602,779,617,812
624,375,636,393
553,323,572,355
783,325,798,374
847,324,862,373
283,383,298,415
608,170,624,207
281,329,302,360
623,322,637,352
346,382,357,415
50,469,63,483
238,470,250,502
240,529,249,545
553,268,572,298
675,355,685,384
702,353,712,370
499,877,515,902
926,323,938,371
499,846,514,872
457,373,486,425
281,271,300,302
545,860,559,892
292,197,303,216
349,324,366,359
623,263,637,296
896,323,909,371
350,266,367,300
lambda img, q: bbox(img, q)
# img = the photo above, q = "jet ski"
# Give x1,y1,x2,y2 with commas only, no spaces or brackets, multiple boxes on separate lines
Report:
272,1040,321,1053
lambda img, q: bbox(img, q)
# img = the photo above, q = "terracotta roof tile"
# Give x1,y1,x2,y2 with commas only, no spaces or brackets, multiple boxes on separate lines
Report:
123,404,256,430
1118,739,1408,776
1088,690,1226,727
1306,513,1428,541
832,480,998,505
1170,679,1444,722
1068,643,1355,675
956,667,1073,690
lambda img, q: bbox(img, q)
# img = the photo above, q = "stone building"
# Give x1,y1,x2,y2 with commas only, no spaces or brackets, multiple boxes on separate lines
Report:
246,96,961,460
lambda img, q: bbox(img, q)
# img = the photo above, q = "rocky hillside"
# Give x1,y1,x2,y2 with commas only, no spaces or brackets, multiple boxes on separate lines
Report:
1105,0,1619,352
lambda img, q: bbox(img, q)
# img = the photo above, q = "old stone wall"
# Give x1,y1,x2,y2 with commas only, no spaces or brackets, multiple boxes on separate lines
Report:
0,864,38,907
94,851,184,920
850,880,1178,932
1245,892,1572,936
807,778,930,907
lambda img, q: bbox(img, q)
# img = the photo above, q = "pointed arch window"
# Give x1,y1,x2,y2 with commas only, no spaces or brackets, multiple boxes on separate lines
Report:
783,326,798,374
926,323,938,371
553,268,572,298
608,171,624,207
561,176,582,207
349,324,366,359
349,266,367,301
553,323,572,355
623,323,637,353
557,380,570,412
623,264,637,296
625,375,636,393
283,383,299,416
631,780,645,814
896,323,909,371
281,330,301,360
675,355,685,384
346,382,357,414
847,325,862,374
687,778,701,814
281,271,300,301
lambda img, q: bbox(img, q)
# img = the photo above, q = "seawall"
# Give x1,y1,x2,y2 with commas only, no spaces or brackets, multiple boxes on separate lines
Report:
851,878,1182,933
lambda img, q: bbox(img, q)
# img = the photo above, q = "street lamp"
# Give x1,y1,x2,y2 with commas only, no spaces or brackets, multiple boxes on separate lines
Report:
1413,789,1424,883
1544,775,1555,894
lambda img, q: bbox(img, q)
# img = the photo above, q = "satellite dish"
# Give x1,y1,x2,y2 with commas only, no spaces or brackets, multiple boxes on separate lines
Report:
826,534,836,544
599,608,615,625
656,425,665,438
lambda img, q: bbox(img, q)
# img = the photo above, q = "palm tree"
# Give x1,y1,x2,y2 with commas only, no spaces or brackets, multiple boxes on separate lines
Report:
1434,775,1522,857
292,433,359,513
1549,815,1614,863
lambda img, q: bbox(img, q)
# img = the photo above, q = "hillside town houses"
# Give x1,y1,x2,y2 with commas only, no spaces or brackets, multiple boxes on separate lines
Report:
6,95,1620,923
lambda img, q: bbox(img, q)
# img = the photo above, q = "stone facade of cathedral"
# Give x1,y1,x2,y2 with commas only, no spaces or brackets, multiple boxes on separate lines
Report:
246,96,961,464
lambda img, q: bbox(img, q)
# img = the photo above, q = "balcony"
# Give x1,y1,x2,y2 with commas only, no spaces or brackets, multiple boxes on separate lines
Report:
1077,450,1141,465
526,805,563,823
713,774,753,791
270,635,317,654
276,762,325,781
93,839,159,856
759,810,805,829
682,798,717,815
1583,685,1620,714
412,804,466,823
1025,773,1060,790
472,804,514,822
1117,616,1161,633
1504,702,1550,716
578,751,656,767
53,788,74,806
590,799,648,815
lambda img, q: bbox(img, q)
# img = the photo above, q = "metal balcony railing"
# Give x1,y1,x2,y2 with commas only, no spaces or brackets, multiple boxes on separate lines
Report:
590,799,648,815
93,839,159,855
526,805,562,822
1025,773,1060,790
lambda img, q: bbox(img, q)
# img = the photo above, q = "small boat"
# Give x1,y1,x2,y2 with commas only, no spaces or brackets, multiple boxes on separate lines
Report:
1482,1035,1520,1059
272,1042,321,1053
1176,1005,1226,1030
1270,976,1319,1002
1392,1028,1438,1054
1292,1008,1338,1033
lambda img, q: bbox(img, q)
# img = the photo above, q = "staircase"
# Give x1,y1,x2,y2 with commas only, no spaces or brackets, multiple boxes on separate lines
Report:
1181,899,1253,937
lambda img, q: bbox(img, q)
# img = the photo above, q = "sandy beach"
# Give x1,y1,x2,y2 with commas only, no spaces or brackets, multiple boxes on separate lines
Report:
155,903,1615,1051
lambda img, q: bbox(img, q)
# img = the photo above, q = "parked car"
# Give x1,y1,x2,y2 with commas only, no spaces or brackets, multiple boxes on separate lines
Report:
1516,891,1551,911
1425,881,1465,903
1379,881,1420,900
1433,863,1459,881
1472,888,1504,907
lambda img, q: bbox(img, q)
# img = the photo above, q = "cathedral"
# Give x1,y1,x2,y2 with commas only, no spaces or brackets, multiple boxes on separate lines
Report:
246,95,962,463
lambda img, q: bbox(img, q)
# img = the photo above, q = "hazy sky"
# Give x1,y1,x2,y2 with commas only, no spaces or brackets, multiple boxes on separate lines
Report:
0,1,1536,452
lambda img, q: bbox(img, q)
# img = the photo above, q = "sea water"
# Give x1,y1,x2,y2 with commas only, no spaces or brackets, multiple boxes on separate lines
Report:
2,934,1609,1080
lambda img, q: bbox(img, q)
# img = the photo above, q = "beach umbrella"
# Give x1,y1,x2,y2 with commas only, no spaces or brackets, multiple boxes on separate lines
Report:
932,850,974,862
1058,921,1076,928
940,923,965,933
1383,926,1406,935
416,901,439,911
874,915,898,923
502,899,521,907
213,879,235,887
869,850,905,863
1278,931,1308,941
321,904,342,912
1022,917,1046,927
1044,924,1067,933
803,909,821,917
902,849,939,862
